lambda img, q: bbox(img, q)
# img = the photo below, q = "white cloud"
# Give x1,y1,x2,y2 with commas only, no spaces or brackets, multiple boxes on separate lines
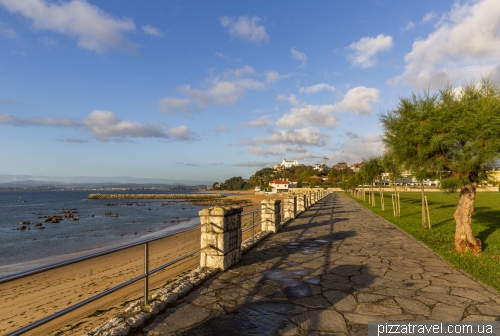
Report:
220,15,269,44
0,21,17,39
0,113,79,127
248,145,281,156
159,98,190,114
291,47,307,66
166,125,196,141
159,67,266,114
142,25,163,37
422,11,437,22
0,110,195,142
253,127,330,147
391,0,500,88
243,116,273,127
266,71,291,84
334,86,381,114
276,86,380,128
402,21,415,32
214,52,242,62
232,161,276,167
0,0,136,53
330,133,384,165
346,34,393,68
345,130,360,139
247,144,310,157
299,83,335,94
83,110,168,139
0,114,14,124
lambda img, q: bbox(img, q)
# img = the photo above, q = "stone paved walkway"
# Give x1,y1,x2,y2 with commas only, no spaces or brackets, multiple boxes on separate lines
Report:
134,193,500,336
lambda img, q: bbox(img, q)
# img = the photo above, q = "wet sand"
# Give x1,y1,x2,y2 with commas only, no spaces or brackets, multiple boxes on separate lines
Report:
0,191,268,335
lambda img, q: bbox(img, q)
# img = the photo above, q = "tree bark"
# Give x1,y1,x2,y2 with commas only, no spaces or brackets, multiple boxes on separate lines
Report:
421,182,427,229
453,182,482,253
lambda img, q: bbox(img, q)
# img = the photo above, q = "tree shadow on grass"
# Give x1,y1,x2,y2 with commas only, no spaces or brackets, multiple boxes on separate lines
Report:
473,207,500,251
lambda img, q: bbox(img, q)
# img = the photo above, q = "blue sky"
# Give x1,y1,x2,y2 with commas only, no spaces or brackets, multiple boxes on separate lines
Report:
1,0,499,184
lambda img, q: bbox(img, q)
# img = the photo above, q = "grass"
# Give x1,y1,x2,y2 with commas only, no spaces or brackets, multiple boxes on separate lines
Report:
347,190,500,292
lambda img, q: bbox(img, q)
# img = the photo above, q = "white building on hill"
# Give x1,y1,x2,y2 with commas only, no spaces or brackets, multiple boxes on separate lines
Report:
280,158,299,169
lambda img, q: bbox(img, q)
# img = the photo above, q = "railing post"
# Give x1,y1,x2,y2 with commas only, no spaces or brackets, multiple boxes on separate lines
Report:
144,242,149,304
297,194,306,214
284,196,297,221
199,206,242,270
251,211,255,239
261,199,281,233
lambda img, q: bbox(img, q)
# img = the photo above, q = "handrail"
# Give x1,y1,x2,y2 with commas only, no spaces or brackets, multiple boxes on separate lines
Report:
3,208,262,336
7,249,201,336
0,225,200,284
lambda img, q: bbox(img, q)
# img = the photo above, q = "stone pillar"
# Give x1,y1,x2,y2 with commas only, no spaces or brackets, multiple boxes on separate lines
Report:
310,192,316,205
261,199,281,233
284,196,297,220
199,206,242,270
297,194,306,213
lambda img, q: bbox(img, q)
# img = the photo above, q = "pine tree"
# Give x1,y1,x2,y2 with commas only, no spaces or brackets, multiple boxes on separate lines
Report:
380,78,500,253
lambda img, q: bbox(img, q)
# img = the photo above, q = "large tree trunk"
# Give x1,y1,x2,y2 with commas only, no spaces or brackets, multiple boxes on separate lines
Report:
453,182,482,253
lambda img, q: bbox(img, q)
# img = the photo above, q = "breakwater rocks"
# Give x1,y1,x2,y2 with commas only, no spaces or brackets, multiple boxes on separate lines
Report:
86,193,223,200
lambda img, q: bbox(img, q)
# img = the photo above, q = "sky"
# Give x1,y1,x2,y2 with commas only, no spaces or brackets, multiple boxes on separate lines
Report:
1,0,500,184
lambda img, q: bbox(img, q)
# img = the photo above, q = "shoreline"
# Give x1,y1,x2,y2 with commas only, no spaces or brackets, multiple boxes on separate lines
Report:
0,190,268,335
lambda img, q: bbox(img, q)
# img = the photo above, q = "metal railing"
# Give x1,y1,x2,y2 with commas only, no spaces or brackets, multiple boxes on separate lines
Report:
1,226,201,336
241,209,262,240
2,209,266,336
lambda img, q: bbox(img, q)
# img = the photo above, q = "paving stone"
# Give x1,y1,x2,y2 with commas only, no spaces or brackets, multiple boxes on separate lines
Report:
343,313,381,325
422,292,472,307
293,295,332,309
475,304,500,316
323,290,357,312
354,303,403,316
356,292,388,303
429,305,464,321
291,310,347,333
395,297,431,316
450,288,493,303
145,304,210,333
421,285,449,294
133,194,500,336
462,315,499,321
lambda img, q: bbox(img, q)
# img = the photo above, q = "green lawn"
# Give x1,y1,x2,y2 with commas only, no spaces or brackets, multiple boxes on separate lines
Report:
346,190,500,291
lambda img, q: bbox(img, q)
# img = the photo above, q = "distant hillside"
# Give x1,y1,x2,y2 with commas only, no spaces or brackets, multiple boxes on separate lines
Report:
213,165,352,190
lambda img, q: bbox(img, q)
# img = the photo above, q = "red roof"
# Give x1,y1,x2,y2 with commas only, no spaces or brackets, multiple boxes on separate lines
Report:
270,179,289,185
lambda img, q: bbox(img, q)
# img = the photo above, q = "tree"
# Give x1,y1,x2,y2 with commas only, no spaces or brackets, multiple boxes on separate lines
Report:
380,78,500,253
224,176,246,190
381,90,443,228
360,157,384,207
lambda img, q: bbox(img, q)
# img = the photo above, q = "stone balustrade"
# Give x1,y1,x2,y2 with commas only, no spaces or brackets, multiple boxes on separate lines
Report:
199,206,242,270
283,196,297,221
261,199,282,233
297,194,306,214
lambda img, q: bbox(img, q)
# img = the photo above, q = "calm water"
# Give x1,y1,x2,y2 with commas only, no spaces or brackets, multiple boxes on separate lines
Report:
0,190,205,276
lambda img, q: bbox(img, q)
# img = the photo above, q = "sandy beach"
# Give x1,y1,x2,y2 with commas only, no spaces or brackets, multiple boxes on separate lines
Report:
0,191,268,336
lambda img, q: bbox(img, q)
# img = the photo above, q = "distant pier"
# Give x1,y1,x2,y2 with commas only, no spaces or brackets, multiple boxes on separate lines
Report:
86,193,223,200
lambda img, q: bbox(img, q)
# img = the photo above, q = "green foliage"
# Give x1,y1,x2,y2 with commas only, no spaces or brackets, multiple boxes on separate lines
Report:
381,151,401,186
360,157,384,184
440,178,463,193
224,176,246,190
381,78,500,187
349,191,500,291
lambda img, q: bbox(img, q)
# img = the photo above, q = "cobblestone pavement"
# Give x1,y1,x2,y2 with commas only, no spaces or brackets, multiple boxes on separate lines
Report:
134,193,500,336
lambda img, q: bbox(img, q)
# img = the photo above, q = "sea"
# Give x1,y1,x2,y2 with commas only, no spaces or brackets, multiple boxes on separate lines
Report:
0,190,207,277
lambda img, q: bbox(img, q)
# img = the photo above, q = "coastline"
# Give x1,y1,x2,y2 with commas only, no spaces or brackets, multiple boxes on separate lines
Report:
0,190,268,335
